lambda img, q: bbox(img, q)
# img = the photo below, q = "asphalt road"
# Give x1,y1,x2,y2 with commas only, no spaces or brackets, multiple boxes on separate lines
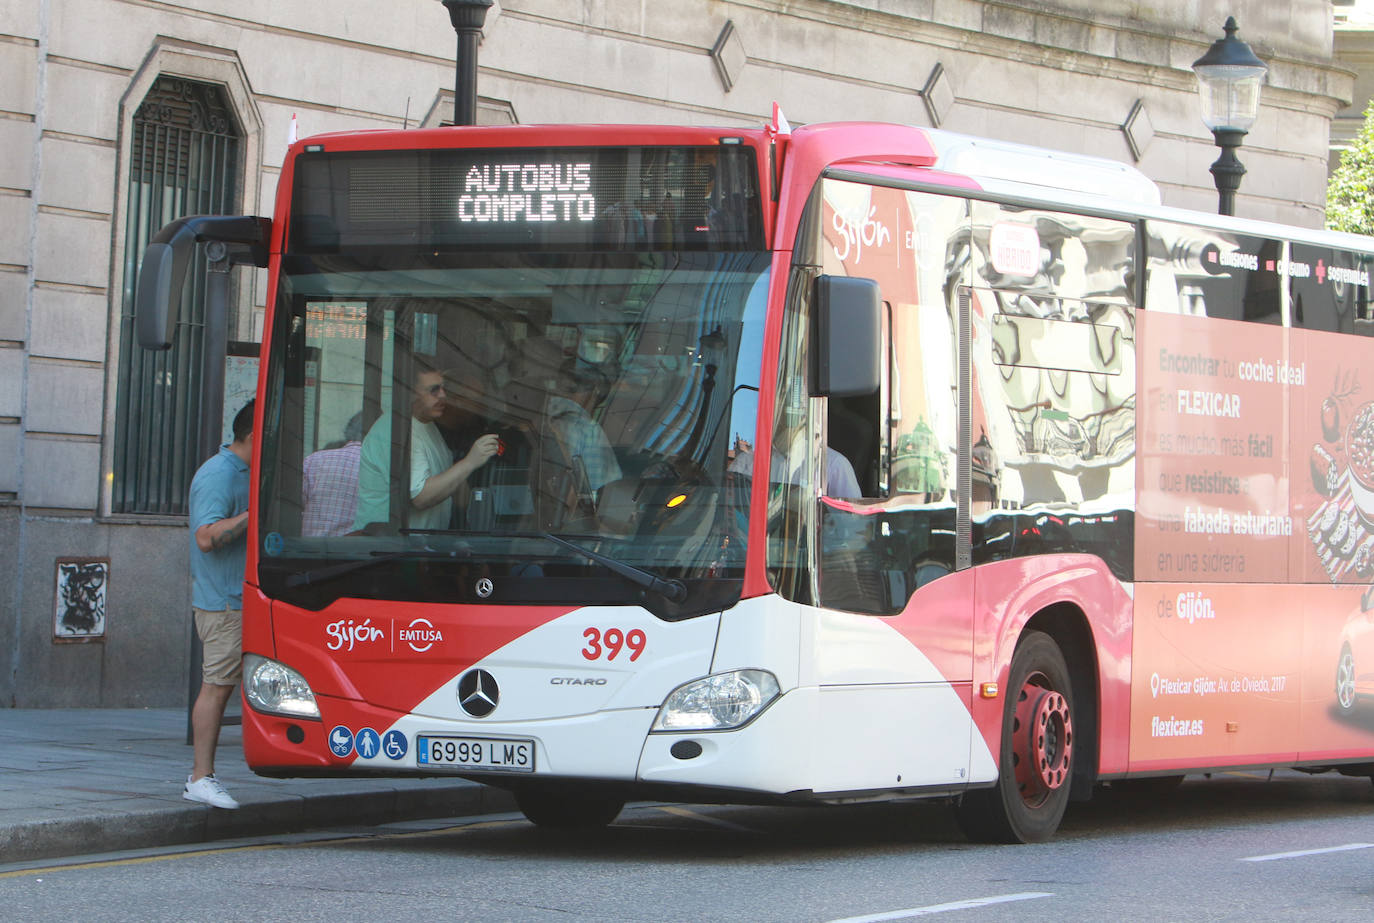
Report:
3,770,1372,922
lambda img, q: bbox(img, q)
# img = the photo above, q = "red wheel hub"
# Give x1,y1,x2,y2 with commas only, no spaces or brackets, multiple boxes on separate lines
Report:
1012,677,1073,805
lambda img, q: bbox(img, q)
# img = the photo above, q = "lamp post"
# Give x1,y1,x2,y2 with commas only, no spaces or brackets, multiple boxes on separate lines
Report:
1192,17,1268,216
441,0,494,126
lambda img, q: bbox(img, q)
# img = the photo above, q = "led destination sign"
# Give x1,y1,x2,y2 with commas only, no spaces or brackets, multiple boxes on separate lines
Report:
289,144,763,252
458,162,595,224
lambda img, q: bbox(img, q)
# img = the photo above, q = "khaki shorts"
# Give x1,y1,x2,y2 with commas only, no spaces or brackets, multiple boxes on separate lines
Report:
193,607,243,686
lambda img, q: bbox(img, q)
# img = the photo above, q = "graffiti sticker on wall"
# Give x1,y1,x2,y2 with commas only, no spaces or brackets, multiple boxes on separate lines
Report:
54,558,108,642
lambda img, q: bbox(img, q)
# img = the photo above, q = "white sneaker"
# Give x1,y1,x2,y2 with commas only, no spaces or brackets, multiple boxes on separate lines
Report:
183,774,240,809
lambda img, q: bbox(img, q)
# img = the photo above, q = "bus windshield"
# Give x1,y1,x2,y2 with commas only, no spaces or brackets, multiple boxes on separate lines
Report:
258,247,770,616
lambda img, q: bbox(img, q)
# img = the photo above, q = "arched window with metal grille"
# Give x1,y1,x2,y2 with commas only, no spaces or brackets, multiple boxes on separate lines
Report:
113,77,242,515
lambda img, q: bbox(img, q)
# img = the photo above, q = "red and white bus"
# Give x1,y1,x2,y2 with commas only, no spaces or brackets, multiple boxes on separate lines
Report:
138,117,1374,842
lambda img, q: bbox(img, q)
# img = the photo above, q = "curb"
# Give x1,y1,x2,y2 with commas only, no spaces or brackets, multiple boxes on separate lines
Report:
2,783,518,865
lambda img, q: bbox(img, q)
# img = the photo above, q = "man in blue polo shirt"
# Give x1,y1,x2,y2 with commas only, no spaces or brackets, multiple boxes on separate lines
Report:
184,399,254,809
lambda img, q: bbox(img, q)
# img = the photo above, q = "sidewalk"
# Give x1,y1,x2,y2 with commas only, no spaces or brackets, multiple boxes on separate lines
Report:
0,707,515,865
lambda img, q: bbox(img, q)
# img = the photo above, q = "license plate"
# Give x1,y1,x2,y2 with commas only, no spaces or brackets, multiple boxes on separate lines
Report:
416,735,535,772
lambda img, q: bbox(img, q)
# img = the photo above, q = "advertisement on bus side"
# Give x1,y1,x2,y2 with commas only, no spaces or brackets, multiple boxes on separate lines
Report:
1134,281,1374,766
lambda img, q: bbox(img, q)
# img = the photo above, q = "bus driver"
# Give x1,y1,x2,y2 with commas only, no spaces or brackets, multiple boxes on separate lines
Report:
352,361,500,533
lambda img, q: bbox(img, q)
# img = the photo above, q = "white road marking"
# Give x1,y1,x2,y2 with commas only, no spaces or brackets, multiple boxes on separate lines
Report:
1241,842,1374,862
825,891,1054,921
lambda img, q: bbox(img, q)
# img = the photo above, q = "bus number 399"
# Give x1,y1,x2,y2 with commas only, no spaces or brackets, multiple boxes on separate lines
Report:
582,627,646,661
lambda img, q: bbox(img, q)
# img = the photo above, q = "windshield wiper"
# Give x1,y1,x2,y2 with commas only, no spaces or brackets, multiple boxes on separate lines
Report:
283,548,468,589
540,532,687,603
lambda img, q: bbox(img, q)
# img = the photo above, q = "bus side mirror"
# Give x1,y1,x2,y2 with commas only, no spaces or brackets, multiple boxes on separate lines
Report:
135,236,191,351
135,215,272,350
811,275,881,397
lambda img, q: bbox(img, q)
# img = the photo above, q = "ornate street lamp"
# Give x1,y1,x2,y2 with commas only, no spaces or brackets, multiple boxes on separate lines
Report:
1192,17,1268,216
441,0,494,126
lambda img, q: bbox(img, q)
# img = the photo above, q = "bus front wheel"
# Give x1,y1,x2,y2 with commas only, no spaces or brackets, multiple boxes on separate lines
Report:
956,630,1075,844
515,787,624,829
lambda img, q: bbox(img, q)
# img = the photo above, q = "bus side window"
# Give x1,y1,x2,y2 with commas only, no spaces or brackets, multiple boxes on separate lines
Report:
824,296,890,499
828,393,877,497
819,295,959,614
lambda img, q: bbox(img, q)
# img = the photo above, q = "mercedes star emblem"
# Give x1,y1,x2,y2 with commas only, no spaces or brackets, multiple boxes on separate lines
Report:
457,669,499,717
476,577,494,598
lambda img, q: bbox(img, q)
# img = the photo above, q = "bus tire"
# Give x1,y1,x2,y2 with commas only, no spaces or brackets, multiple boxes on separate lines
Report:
956,630,1075,844
515,787,624,829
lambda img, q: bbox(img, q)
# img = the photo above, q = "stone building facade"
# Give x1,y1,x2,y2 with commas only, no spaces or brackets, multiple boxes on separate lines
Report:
0,0,1354,706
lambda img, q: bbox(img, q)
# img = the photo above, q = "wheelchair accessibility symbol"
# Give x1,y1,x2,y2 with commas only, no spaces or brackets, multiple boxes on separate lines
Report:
382,730,408,760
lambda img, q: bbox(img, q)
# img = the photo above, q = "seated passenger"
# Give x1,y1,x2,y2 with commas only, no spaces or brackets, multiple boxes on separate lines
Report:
548,365,622,495
301,412,363,537
728,438,861,499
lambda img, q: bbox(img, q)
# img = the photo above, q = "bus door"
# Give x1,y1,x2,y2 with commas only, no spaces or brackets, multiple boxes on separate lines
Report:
780,178,982,791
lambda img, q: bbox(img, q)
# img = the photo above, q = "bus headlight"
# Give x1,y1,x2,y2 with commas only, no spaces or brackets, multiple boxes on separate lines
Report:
651,669,780,732
243,654,320,719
